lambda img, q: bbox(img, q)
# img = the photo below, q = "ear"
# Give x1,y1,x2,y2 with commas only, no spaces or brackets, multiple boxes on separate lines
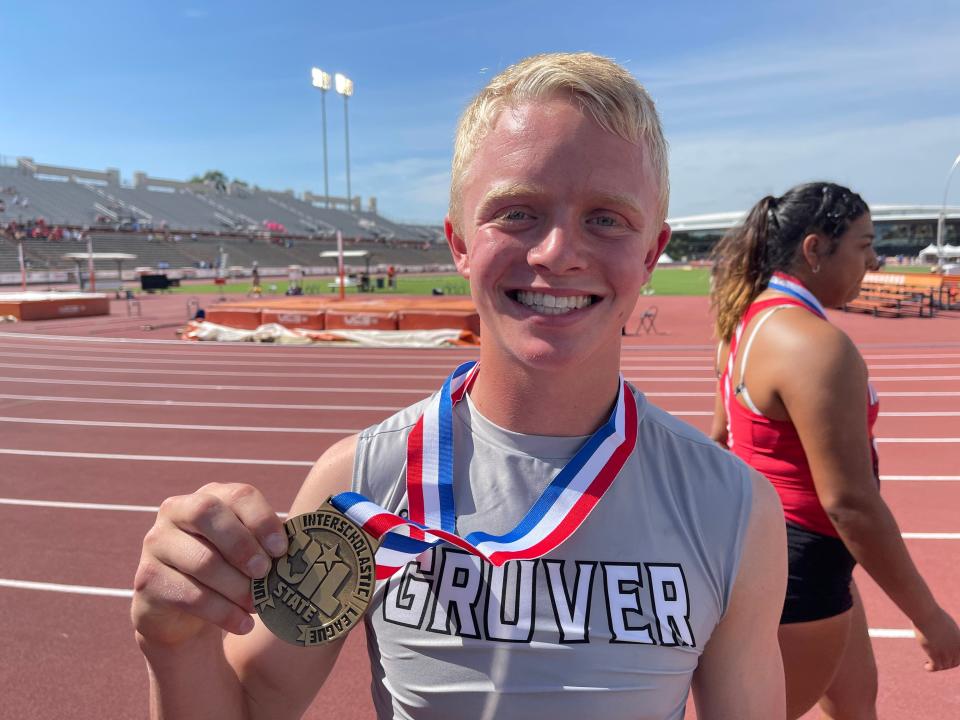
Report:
445,216,470,279
799,232,824,270
643,222,672,273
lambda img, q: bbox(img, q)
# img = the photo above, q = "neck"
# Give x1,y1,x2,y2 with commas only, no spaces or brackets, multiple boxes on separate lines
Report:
781,266,826,300
468,352,622,437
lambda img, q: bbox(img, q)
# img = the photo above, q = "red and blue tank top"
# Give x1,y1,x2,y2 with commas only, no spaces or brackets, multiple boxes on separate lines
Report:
720,274,880,538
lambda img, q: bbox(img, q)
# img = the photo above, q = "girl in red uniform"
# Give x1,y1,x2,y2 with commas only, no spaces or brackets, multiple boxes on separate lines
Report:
710,182,960,719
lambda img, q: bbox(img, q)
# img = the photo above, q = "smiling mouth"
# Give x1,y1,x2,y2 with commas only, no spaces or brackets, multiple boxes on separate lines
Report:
507,290,598,315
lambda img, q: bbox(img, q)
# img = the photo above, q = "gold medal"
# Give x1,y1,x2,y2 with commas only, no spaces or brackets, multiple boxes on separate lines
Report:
252,499,378,646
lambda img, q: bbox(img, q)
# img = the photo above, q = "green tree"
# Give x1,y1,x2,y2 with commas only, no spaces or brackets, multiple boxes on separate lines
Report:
189,170,228,192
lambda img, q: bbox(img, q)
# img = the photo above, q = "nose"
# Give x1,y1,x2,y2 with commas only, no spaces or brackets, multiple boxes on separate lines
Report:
867,246,880,271
527,221,588,275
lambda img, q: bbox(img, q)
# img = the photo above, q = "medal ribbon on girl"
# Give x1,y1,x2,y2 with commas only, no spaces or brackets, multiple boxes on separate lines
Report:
330,361,638,580
768,271,828,319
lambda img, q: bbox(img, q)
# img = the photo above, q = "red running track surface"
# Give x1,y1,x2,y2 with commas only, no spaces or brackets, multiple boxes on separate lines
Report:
0,296,958,719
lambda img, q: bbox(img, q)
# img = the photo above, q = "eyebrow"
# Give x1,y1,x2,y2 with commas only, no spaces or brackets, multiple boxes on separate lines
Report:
476,182,543,211
475,184,648,226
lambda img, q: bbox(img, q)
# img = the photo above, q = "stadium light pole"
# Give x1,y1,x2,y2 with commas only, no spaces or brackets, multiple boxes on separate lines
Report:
335,72,354,212
310,68,332,208
936,151,960,269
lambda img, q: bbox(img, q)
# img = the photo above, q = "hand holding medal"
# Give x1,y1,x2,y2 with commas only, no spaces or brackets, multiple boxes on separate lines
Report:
253,500,379,646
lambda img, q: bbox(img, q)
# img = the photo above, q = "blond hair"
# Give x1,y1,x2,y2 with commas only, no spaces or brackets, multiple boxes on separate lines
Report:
448,52,669,234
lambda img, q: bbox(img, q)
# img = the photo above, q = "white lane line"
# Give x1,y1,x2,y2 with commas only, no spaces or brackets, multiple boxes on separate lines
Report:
0,335,479,356
0,497,160,512
0,362,451,381
0,340,478,361
0,417,359,434
881,475,960,481
0,393,398,411
0,376,427,395
881,391,960,397
866,364,960,369
0,352,720,380
7,372,960,389
0,497,290,518
1,497,949,540
875,438,960,443
4,394,958,419
879,412,960,417
864,354,960,360
0,448,314,466
0,350,465,370
0,578,133,598
868,629,915,639
870,375,960,382
32,573,925,616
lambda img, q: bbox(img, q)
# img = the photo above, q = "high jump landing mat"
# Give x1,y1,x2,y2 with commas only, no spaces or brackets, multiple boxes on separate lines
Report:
0,291,111,321
206,295,481,335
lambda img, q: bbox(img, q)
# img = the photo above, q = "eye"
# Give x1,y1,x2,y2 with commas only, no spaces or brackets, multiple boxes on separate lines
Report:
587,212,631,231
588,215,618,227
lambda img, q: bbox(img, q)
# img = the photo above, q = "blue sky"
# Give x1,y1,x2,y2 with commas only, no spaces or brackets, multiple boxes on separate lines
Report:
2,0,958,223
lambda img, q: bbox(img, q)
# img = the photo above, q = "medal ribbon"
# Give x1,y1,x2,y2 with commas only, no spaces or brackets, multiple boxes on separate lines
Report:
768,271,827,319
330,361,638,580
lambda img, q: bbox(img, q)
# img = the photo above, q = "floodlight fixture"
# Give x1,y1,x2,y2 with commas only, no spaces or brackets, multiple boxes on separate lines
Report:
334,73,355,207
311,67,333,206
311,67,331,90
335,73,354,97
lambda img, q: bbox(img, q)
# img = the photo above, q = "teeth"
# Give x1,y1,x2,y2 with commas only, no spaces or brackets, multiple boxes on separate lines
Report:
514,291,593,314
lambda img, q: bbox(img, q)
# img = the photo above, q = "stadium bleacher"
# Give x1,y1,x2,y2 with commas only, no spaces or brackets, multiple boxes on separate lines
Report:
0,158,451,278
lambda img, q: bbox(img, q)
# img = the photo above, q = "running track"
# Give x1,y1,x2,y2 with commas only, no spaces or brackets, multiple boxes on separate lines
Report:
0,296,957,719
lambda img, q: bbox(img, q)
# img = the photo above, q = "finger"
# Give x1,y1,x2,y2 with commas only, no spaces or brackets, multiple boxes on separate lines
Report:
134,558,254,636
209,483,288,558
161,492,272,578
148,526,257,613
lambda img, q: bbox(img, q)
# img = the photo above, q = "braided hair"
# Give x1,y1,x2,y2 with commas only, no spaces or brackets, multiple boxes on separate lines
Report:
710,182,869,341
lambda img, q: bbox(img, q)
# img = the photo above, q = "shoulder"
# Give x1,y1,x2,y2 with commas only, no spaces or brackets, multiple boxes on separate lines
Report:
640,396,751,483
762,310,865,379
358,394,432,443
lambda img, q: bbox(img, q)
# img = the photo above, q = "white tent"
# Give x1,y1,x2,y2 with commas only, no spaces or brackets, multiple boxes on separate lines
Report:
657,253,675,265
918,243,960,260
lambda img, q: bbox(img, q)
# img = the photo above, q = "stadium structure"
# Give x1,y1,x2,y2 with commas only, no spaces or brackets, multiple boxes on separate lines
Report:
0,157,453,285
2,155,959,286
667,206,960,261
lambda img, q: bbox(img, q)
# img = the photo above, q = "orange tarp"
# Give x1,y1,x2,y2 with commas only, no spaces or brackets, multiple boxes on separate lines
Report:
208,295,479,335
0,295,110,321
398,310,481,334
324,310,398,331
206,307,263,329
261,309,326,330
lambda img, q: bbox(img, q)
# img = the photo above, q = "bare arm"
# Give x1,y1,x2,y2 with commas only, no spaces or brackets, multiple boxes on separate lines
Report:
692,470,787,719
132,435,359,720
778,322,960,671
710,342,729,446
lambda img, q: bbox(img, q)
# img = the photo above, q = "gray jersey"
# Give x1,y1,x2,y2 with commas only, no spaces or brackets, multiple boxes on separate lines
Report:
352,386,753,720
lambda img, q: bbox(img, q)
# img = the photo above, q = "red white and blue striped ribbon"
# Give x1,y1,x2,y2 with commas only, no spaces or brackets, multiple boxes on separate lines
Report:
768,271,827,319
330,361,638,580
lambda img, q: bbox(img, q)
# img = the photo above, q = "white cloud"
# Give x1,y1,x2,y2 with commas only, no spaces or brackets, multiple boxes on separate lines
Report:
668,115,960,216
352,157,451,223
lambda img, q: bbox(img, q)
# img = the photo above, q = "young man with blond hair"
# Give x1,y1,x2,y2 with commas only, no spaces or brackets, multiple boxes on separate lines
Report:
132,52,787,719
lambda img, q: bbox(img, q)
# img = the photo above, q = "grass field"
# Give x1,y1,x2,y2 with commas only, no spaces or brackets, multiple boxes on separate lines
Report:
166,266,937,298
